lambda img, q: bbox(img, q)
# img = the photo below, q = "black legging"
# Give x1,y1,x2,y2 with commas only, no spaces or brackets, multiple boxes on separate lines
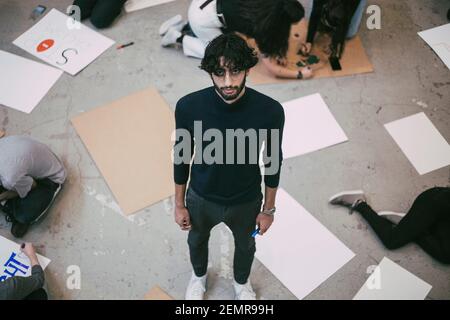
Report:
355,187,450,264
72,0,126,29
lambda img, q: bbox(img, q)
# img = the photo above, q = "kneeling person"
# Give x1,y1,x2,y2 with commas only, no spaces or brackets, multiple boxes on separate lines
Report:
0,136,66,238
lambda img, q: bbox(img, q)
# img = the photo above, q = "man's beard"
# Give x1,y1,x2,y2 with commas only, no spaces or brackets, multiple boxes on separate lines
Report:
213,77,246,102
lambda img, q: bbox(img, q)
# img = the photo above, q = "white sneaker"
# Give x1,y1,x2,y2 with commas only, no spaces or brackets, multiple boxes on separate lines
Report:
329,190,366,213
185,272,207,300
159,14,183,36
161,27,182,47
234,280,256,300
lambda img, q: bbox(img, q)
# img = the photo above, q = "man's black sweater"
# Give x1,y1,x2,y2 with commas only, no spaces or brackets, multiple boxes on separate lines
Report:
174,86,284,205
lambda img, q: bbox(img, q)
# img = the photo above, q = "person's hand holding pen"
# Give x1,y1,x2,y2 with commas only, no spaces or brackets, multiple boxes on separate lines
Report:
254,212,274,236
20,243,40,267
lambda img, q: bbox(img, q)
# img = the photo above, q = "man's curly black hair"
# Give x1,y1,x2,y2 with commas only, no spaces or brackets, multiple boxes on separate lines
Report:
200,33,258,74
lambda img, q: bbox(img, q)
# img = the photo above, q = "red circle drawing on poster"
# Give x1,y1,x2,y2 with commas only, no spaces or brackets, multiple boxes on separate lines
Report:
36,39,55,52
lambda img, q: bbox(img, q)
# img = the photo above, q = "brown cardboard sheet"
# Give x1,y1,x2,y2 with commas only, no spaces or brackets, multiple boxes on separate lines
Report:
249,33,373,85
144,286,174,300
71,87,174,216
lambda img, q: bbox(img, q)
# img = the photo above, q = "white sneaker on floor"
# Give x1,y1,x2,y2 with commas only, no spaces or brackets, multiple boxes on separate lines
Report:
185,272,207,300
329,190,366,212
159,14,183,36
161,27,182,47
234,280,256,300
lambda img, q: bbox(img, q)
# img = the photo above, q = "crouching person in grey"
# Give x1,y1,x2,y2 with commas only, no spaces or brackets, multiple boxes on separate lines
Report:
0,136,66,238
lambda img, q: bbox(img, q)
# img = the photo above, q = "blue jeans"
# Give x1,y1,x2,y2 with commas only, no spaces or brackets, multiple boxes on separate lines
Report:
346,0,367,38
306,0,367,38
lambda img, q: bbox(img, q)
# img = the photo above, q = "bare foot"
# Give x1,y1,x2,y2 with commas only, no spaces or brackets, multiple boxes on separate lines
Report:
0,129,5,139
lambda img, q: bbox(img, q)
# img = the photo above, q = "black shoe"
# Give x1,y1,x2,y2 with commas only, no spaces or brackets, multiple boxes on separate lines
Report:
4,203,15,223
1,200,13,217
5,211,14,223
11,221,30,238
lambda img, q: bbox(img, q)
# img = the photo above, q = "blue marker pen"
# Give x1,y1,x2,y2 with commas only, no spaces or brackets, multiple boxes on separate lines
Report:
252,228,260,238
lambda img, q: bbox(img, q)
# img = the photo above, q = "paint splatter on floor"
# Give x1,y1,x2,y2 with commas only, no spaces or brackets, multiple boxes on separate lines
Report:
412,98,428,108
83,185,123,216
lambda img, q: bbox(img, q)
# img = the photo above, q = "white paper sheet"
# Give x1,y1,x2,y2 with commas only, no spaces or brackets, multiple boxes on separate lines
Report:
418,23,450,70
0,235,51,281
13,9,115,75
255,188,355,300
384,112,450,175
125,0,177,12
0,50,63,114
282,93,348,159
353,257,432,300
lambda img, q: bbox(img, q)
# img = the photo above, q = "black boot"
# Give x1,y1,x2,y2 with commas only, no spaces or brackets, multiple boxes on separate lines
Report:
11,221,30,238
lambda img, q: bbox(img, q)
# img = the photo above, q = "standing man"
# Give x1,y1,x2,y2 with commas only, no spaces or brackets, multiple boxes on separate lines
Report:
0,136,66,238
173,34,284,300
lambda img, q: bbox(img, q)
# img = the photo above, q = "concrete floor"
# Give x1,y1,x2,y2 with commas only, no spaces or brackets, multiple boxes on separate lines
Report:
0,0,449,300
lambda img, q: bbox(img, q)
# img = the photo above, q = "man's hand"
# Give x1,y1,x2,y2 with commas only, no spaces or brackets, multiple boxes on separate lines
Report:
20,243,39,266
256,213,274,236
175,206,192,231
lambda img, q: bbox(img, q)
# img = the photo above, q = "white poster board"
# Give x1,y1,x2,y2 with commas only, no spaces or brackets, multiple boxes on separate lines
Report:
13,9,115,75
353,257,432,300
0,235,51,282
282,93,348,159
0,50,62,113
255,188,355,300
385,112,450,175
418,23,450,70
125,0,177,12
